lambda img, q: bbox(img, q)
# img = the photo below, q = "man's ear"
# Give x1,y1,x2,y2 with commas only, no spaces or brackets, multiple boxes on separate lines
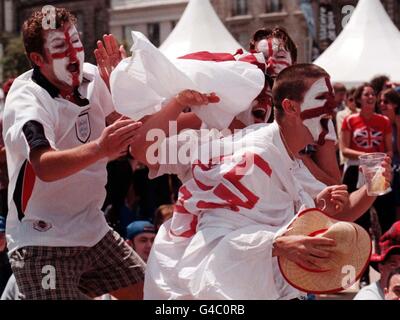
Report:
282,98,297,116
29,52,45,67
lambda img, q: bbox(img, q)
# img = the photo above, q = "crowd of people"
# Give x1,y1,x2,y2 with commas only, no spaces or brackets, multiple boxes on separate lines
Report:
0,7,399,300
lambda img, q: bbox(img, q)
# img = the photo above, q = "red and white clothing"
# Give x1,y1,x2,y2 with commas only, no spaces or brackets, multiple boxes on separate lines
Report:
341,113,391,155
3,63,114,254
144,122,315,300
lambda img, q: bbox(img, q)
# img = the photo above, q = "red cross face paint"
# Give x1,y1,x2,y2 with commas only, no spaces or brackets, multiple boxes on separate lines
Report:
256,37,292,78
300,77,336,145
45,25,84,88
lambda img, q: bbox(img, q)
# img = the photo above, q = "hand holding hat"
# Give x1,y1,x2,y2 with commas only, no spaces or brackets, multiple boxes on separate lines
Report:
277,209,371,294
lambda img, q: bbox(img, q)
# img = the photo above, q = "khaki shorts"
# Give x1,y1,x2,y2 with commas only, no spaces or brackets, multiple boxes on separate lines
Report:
9,230,145,300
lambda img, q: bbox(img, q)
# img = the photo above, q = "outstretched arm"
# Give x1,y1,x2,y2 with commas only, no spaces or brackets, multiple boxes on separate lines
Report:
30,119,141,182
129,90,219,171
333,156,392,221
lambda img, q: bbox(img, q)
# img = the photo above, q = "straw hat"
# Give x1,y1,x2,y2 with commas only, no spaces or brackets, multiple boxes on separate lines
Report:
278,209,371,294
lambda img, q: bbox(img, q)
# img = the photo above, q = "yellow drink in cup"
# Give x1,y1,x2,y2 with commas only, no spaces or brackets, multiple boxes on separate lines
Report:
359,153,391,196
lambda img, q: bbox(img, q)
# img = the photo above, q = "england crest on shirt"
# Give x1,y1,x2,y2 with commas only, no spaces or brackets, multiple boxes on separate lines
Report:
75,112,91,143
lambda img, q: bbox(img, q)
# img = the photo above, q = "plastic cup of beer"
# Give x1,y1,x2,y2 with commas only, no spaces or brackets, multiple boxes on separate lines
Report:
359,153,391,196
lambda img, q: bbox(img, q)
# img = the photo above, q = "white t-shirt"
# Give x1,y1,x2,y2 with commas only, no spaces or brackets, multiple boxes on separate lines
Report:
353,282,384,300
3,63,114,253
145,122,314,300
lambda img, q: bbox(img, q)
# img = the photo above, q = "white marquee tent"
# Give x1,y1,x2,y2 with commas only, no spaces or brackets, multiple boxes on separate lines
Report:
314,0,400,86
159,0,243,59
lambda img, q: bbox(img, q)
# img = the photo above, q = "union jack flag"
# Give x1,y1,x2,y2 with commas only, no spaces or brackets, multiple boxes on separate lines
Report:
353,127,383,149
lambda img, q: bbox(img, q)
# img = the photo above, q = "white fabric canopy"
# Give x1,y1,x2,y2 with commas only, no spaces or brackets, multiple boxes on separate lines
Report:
314,0,400,87
159,0,243,59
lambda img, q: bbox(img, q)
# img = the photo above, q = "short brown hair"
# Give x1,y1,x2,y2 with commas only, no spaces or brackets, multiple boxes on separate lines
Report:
272,63,329,118
333,83,347,94
22,8,77,65
250,26,297,63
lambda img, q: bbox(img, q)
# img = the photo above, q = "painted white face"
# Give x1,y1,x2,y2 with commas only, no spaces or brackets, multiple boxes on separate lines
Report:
301,77,335,144
45,25,84,87
256,38,292,77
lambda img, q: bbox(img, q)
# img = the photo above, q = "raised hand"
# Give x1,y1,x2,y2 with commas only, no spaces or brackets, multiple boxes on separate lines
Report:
94,34,127,89
273,235,336,270
95,118,142,161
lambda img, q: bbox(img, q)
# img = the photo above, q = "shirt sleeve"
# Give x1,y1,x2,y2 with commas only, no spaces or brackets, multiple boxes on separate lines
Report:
3,84,56,160
341,115,351,132
22,120,51,151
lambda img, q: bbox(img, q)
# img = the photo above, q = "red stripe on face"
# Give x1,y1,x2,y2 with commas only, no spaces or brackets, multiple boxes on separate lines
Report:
21,162,36,213
50,47,83,59
267,38,274,58
50,29,83,87
268,58,291,67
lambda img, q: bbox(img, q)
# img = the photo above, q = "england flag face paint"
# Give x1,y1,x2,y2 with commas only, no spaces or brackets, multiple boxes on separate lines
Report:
256,37,292,78
44,24,84,88
300,77,336,145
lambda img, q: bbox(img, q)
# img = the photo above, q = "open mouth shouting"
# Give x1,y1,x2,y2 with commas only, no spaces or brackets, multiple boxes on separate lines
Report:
252,107,268,122
67,61,80,74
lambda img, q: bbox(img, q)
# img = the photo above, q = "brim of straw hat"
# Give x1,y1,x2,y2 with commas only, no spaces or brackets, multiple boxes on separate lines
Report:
278,209,371,294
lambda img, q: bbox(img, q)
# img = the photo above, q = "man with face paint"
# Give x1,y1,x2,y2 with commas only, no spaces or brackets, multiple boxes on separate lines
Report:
249,27,296,80
2,9,148,300
249,27,342,187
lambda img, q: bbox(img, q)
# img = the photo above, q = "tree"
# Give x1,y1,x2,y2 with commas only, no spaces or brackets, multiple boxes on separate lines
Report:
1,36,31,80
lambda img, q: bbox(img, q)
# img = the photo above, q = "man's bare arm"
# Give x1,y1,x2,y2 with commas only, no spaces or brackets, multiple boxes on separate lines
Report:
129,90,219,170
30,119,141,182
